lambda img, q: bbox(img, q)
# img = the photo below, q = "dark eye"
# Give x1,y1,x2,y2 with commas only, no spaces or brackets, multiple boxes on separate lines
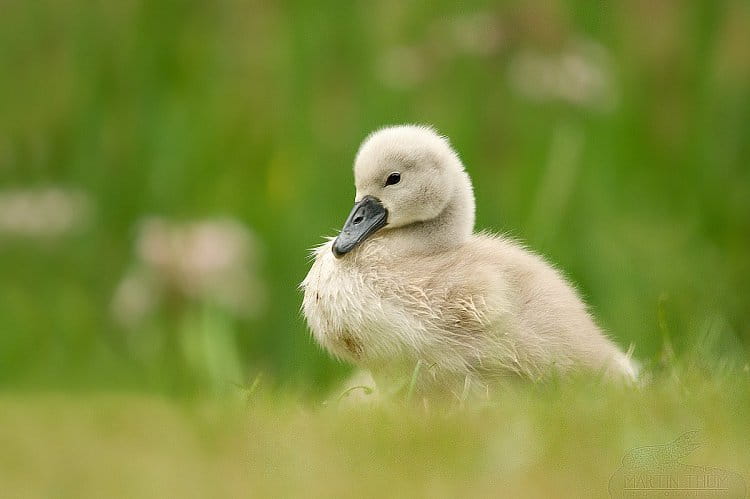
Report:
385,172,401,186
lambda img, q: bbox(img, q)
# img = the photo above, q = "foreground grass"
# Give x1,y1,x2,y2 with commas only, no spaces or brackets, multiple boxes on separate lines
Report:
1,364,748,498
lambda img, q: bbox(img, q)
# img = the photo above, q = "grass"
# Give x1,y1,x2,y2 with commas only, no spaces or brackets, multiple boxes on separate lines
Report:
1,358,748,498
1,0,748,393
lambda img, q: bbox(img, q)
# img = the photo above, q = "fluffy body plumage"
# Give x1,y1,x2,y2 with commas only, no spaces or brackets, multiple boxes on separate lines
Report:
301,125,636,399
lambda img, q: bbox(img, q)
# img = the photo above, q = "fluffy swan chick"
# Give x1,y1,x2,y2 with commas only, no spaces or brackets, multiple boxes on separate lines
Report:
301,125,637,398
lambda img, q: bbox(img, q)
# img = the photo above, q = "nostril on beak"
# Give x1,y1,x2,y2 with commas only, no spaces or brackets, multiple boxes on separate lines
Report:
353,216,363,225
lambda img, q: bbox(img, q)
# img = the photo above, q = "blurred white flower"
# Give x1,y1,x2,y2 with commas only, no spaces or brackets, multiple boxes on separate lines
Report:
376,45,427,90
112,216,265,327
0,187,92,238
376,11,502,91
507,39,617,111
449,12,503,56
111,270,159,329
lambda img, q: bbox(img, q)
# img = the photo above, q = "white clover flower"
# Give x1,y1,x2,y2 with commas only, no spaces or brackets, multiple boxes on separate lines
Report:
508,39,618,111
112,216,264,327
449,12,503,56
0,187,92,238
376,45,427,90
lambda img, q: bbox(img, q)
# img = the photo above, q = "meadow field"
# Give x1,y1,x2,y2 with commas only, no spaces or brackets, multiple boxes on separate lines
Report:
1,0,748,497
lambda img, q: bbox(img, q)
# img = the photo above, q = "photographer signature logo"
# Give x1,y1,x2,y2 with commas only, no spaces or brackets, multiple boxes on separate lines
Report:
609,430,746,498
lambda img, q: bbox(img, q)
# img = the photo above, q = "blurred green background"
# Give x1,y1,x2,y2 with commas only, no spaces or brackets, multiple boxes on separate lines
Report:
1,0,749,395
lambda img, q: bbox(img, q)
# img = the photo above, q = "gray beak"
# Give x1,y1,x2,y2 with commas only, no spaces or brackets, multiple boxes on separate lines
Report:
332,195,388,258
